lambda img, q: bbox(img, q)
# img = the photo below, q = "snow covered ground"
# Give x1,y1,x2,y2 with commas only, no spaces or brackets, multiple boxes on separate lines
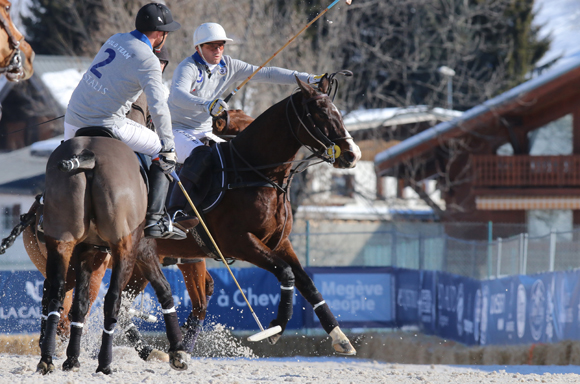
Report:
2,350,580,384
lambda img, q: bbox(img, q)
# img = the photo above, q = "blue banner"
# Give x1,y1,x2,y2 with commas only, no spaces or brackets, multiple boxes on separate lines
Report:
0,270,44,334
435,272,481,345
305,267,395,328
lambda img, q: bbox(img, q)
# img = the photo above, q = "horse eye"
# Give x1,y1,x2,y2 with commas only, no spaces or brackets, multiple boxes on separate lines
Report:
5,5,10,11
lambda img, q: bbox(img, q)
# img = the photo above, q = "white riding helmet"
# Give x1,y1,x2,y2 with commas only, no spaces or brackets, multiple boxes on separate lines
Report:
193,22,233,47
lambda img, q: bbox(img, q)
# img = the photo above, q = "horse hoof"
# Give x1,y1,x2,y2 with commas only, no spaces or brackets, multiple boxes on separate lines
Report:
96,365,112,375
169,350,189,371
36,361,55,375
62,356,80,371
147,349,169,363
333,340,357,356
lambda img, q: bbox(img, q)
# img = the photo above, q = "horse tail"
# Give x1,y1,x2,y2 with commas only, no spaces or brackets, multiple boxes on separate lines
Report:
58,149,96,172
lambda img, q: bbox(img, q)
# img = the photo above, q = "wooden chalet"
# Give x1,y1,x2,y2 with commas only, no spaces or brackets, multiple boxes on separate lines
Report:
374,57,580,238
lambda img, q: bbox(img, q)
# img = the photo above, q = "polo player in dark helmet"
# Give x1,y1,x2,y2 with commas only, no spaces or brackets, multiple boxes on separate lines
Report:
64,2,185,240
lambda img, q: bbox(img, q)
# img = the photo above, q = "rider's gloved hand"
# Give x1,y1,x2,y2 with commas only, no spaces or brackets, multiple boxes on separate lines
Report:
157,149,177,175
308,73,327,84
205,98,228,117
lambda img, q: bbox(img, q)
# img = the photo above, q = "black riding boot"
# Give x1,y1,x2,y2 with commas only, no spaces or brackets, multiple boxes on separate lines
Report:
144,161,186,240
168,146,212,217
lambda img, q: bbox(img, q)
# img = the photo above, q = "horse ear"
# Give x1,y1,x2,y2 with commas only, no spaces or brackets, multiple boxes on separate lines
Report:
318,74,330,94
212,112,227,133
295,75,316,97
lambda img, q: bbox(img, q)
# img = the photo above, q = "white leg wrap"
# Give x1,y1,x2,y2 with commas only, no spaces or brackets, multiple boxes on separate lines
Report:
103,327,115,335
161,306,176,314
281,285,294,291
48,311,60,318
313,300,326,310
71,322,84,328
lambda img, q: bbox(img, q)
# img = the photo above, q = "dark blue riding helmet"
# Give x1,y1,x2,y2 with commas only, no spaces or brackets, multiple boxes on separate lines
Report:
135,3,181,32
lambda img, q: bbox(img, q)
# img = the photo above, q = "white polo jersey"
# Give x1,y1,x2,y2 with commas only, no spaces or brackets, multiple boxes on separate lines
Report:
65,30,174,151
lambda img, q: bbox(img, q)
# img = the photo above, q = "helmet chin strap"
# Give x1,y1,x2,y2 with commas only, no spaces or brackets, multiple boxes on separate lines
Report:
154,32,167,51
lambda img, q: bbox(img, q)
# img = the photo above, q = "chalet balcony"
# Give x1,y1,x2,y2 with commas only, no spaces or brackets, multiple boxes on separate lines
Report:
471,155,580,188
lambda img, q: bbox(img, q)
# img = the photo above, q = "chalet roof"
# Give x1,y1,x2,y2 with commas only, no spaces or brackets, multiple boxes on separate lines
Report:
374,55,580,176
343,106,461,132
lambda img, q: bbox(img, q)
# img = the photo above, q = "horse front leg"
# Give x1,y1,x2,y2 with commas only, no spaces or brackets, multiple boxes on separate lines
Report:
277,239,356,356
178,260,213,353
37,237,75,374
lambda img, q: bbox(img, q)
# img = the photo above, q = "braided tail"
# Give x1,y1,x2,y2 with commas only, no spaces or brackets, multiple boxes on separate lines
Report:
0,195,41,255
58,149,96,172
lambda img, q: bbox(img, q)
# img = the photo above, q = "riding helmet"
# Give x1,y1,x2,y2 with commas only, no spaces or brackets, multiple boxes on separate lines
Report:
193,23,233,47
135,3,181,32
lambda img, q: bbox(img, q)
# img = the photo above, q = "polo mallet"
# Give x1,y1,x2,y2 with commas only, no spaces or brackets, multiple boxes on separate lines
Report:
170,170,282,342
223,0,353,103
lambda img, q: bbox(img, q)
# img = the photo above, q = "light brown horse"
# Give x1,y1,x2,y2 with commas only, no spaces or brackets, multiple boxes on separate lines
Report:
36,136,188,375
0,0,34,82
8,110,251,360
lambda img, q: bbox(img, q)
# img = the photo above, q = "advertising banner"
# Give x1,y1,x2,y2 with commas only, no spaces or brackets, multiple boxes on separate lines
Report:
305,267,395,329
435,272,481,346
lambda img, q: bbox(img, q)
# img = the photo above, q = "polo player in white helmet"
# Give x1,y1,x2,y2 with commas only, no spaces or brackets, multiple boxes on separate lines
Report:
167,22,325,211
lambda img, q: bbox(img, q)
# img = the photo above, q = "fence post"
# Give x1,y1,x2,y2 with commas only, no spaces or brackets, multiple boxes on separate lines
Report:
418,233,424,270
305,220,310,267
496,237,502,278
391,230,397,267
549,230,556,272
487,221,493,279
519,233,524,275
522,233,528,275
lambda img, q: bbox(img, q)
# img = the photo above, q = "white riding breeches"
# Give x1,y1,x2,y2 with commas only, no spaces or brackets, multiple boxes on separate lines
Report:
173,129,225,164
64,119,162,157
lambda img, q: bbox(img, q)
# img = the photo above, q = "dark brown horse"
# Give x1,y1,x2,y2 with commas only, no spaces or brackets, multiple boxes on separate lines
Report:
0,0,34,82
161,76,361,354
36,137,188,374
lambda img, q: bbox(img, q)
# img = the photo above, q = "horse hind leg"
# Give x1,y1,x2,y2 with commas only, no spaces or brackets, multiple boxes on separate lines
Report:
62,245,102,371
142,258,188,369
96,234,139,374
37,237,75,374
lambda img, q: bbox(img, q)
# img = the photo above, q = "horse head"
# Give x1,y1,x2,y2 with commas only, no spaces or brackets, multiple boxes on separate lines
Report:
293,76,361,169
212,109,254,139
0,0,34,82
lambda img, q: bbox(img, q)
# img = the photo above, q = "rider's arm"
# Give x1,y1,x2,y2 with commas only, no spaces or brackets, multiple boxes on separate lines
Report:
139,55,175,151
228,57,312,85
169,59,209,113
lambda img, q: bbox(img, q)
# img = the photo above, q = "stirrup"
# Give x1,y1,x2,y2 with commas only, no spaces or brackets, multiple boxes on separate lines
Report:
171,210,199,233
144,213,187,240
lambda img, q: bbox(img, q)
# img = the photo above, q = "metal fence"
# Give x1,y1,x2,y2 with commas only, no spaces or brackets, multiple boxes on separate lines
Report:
280,224,580,280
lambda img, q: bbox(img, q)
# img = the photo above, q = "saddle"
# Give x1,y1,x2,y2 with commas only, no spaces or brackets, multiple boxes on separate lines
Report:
74,126,150,192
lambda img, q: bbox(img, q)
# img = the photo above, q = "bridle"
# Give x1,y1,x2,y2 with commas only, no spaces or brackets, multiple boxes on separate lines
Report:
287,91,349,165
0,7,24,81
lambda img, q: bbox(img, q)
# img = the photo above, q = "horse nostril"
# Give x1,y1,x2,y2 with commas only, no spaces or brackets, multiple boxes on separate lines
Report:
343,151,355,164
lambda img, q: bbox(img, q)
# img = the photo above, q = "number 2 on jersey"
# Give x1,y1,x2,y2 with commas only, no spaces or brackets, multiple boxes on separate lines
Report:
90,48,116,79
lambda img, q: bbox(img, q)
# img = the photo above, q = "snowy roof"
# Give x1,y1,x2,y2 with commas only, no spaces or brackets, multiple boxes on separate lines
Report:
374,53,580,171
342,106,462,132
